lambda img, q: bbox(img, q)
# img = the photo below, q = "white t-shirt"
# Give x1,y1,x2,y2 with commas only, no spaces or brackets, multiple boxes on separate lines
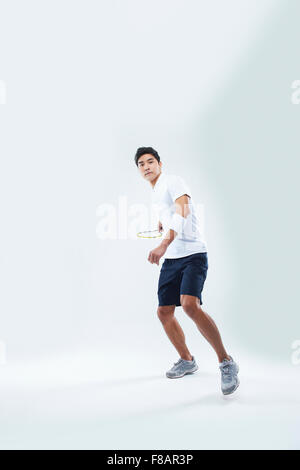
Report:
151,172,207,259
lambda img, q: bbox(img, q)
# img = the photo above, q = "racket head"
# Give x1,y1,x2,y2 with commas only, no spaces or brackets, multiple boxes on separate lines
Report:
137,229,163,238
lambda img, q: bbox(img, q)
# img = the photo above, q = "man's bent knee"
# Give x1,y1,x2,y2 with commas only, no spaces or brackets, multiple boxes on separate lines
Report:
181,295,202,318
157,305,175,323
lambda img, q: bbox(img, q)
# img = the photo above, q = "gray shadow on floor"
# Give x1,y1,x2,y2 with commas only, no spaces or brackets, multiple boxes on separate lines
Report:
57,369,216,391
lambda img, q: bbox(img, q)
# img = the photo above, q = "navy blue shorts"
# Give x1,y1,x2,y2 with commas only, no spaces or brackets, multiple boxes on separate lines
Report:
158,252,208,307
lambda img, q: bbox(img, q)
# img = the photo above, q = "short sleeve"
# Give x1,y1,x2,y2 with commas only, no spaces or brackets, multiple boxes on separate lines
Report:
167,175,192,202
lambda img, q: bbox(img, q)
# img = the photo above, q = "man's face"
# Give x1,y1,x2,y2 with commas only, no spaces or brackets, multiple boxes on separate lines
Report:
137,153,162,183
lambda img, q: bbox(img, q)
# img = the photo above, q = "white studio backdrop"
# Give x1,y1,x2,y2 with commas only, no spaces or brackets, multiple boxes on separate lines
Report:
0,0,285,361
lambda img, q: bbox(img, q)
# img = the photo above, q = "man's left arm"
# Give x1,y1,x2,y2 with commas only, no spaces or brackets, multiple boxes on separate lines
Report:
148,194,190,265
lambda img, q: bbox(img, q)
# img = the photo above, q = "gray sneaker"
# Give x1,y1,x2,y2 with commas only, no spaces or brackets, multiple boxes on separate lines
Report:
166,356,198,379
219,356,239,395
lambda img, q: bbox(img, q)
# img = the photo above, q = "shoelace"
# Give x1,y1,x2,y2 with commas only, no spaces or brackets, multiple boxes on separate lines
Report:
220,364,233,383
174,358,184,366
220,357,232,372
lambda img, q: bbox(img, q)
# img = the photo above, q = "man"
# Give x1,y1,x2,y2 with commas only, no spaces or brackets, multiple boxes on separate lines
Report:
135,146,239,395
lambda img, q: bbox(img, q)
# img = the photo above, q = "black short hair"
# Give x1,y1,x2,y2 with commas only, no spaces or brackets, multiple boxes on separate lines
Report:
134,147,161,167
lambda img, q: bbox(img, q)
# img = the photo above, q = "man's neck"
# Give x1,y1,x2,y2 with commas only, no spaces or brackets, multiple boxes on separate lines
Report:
150,171,163,189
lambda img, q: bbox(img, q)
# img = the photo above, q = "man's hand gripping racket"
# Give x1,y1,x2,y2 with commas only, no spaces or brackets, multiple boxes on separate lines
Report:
137,222,166,265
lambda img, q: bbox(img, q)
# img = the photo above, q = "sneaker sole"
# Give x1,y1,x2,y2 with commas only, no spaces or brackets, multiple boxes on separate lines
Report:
166,365,199,379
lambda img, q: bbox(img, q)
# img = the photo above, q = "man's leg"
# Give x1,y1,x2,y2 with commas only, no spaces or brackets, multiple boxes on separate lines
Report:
180,294,230,363
157,305,193,361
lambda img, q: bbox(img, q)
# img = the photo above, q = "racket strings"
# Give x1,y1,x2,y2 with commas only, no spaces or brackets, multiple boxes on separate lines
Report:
137,229,163,238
